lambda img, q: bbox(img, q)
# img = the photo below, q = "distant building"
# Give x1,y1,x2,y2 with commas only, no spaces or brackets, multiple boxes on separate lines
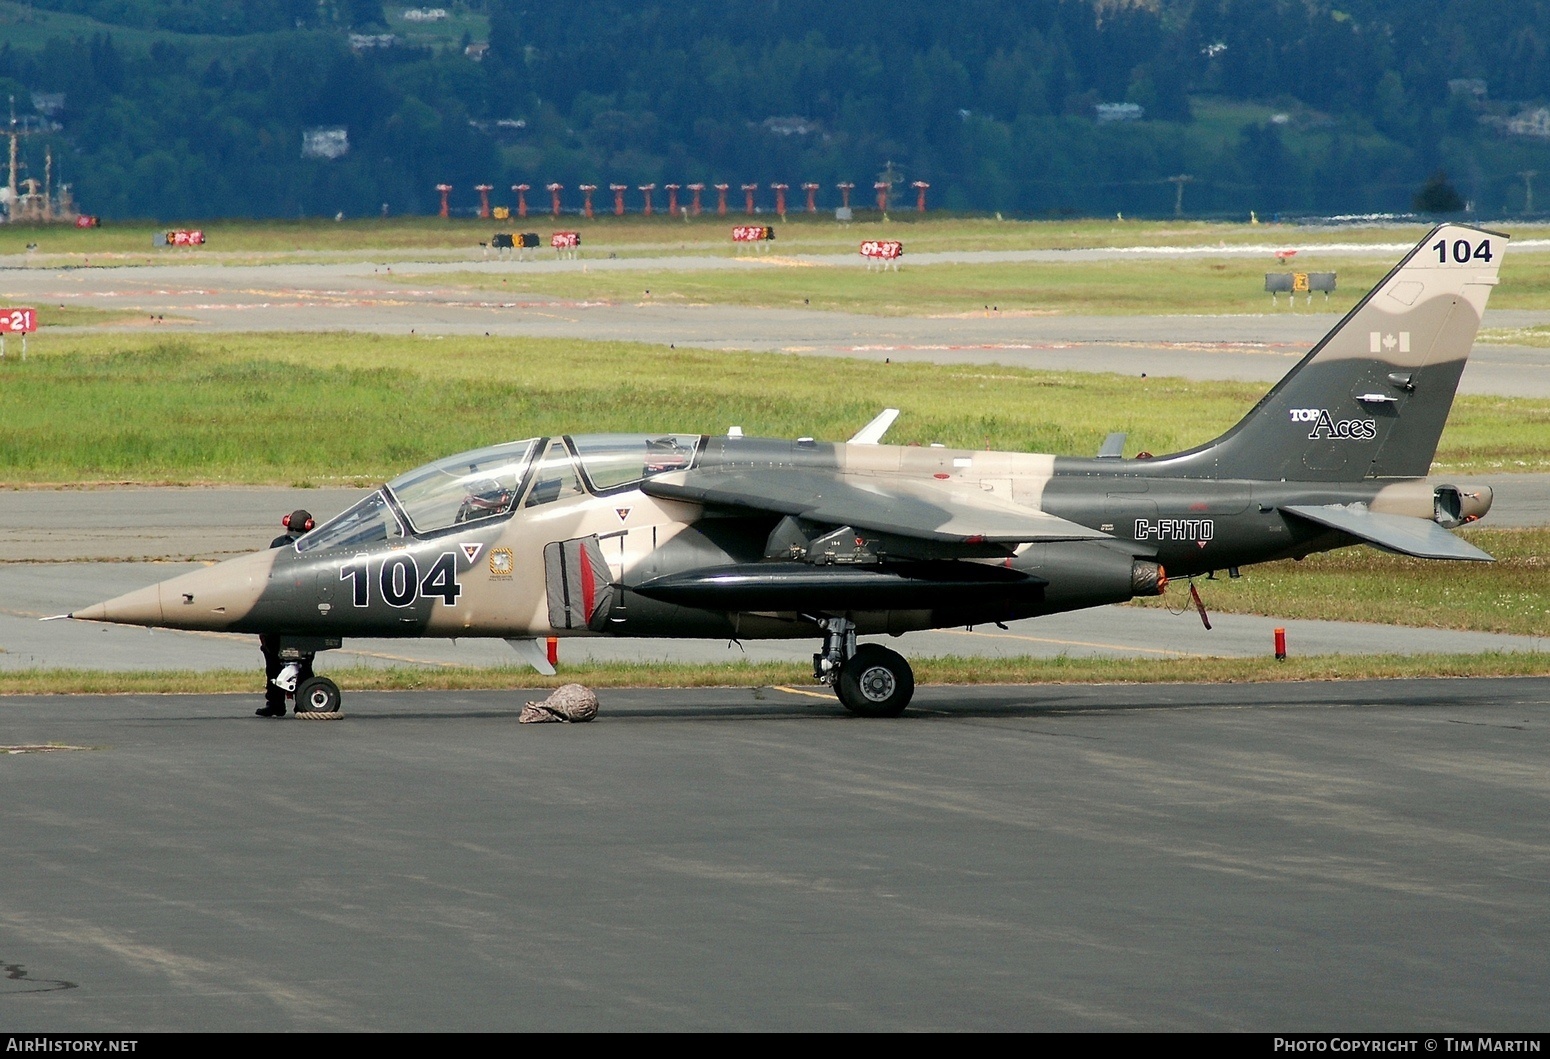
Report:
467,117,528,140
402,7,449,21
302,127,350,160
30,93,65,117
349,33,397,50
1506,108,1550,138
1447,78,1487,99
1095,102,1144,122
464,41,489,60
761,116,819,136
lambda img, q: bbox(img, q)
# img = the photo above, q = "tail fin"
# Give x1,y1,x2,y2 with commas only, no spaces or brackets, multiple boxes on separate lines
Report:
1163,223,1506,482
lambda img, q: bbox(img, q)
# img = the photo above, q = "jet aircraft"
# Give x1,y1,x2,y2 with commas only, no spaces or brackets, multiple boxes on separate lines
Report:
70,224,1504,717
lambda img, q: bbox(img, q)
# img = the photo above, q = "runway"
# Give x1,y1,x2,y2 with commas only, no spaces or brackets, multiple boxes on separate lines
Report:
4,250,1550,396
3,681,1548,1030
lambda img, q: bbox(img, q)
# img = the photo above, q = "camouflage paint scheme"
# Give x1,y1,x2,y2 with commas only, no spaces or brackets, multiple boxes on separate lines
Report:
70,224,1505,713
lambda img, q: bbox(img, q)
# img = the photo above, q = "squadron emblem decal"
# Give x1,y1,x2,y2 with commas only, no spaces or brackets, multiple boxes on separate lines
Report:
488,548,514,578
460,543,483,563
615,507,632,522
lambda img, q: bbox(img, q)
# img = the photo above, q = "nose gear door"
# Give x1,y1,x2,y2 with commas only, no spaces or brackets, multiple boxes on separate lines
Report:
543,535,615,631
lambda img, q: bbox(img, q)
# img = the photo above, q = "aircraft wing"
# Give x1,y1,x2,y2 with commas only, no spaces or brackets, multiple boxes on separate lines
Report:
1280,504,1493,561
642,467,1107,544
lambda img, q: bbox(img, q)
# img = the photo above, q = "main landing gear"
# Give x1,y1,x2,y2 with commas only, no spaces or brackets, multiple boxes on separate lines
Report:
812,617,915,718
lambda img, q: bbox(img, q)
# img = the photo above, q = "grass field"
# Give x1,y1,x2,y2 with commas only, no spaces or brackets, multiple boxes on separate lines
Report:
1,332,1547,483
1480,325,1550,348
8,214,1542,264
1141,527,1550,637
2,650,1546,696
415,249,1550,317
421,256,1396,317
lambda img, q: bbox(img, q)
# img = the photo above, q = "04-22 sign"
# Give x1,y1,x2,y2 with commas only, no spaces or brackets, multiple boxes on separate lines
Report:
340,551,461,608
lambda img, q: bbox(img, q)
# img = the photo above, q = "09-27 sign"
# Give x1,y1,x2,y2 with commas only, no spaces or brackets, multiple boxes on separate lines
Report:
0,308,38,333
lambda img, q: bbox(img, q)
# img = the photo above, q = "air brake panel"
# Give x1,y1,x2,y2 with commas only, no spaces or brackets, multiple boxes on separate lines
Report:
543,536,615,630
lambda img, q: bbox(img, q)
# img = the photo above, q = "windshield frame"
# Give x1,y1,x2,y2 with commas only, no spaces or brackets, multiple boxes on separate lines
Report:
382,438,543,539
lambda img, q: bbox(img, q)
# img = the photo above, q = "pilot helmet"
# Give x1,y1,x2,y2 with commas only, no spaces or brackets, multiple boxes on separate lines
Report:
282,509,315,534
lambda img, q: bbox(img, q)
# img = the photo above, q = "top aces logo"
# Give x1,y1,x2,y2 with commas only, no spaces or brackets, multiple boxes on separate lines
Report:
1288,408,1379,441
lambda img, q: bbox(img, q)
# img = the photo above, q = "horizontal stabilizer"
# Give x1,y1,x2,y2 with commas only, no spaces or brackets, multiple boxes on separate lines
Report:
1096,432,1126,459
644,467,1108,544
1281,504,1493,561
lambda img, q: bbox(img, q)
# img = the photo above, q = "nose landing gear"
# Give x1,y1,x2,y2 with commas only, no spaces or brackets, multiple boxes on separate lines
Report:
294,675,343,718
812,616,915,718
273,637,345,719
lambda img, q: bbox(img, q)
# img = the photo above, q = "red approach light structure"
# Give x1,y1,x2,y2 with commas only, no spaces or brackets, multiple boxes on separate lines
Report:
512,184,530,219
741,183,758,215
912,181,930,212
435,183,453,218
610,184,627,216
639,184,656,216
715,183,730,215
802,182,820,212
579,184,597,219
837,182,855,209
688,183,705,215
475,184,493,219
546,183,563,217
875,181,889,212
771,183,789,218
665,184,681,215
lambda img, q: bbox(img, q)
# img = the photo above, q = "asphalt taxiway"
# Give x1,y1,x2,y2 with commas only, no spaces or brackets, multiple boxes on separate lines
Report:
3,680,1548,1030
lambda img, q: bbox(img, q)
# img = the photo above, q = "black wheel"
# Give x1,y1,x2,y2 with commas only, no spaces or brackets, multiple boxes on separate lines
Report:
836,644,914,718
294,676,342,716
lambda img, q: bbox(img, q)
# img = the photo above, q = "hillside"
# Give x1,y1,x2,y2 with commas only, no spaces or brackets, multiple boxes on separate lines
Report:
1,0,1547,220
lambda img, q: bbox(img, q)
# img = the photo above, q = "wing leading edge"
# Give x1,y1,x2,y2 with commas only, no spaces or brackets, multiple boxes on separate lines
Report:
642,467,1107,544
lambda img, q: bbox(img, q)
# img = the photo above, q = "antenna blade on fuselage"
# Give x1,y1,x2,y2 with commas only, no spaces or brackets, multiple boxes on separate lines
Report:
506,637,557,676
1096,432,1126,459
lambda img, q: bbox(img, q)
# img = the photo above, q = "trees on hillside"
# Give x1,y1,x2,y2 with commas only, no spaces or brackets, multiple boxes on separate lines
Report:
1,0,1545,218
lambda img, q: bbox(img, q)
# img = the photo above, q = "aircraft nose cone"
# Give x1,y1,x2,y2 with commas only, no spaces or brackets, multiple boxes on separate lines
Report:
71,582,164,626
71,549,281,630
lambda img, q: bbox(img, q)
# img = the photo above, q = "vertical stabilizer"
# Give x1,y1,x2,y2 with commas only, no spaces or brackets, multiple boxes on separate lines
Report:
1160,223,1505,481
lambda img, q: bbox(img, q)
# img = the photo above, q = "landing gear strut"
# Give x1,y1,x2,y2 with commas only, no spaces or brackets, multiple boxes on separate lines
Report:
275,637,345,719
811,617,915,718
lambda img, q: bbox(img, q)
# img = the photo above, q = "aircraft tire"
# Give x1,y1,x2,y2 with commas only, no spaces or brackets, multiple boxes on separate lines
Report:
294,676,343,719
836,644,913,718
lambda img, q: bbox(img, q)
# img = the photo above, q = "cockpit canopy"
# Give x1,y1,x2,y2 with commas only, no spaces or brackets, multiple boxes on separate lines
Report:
390,438,538,535
296,433,701,552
